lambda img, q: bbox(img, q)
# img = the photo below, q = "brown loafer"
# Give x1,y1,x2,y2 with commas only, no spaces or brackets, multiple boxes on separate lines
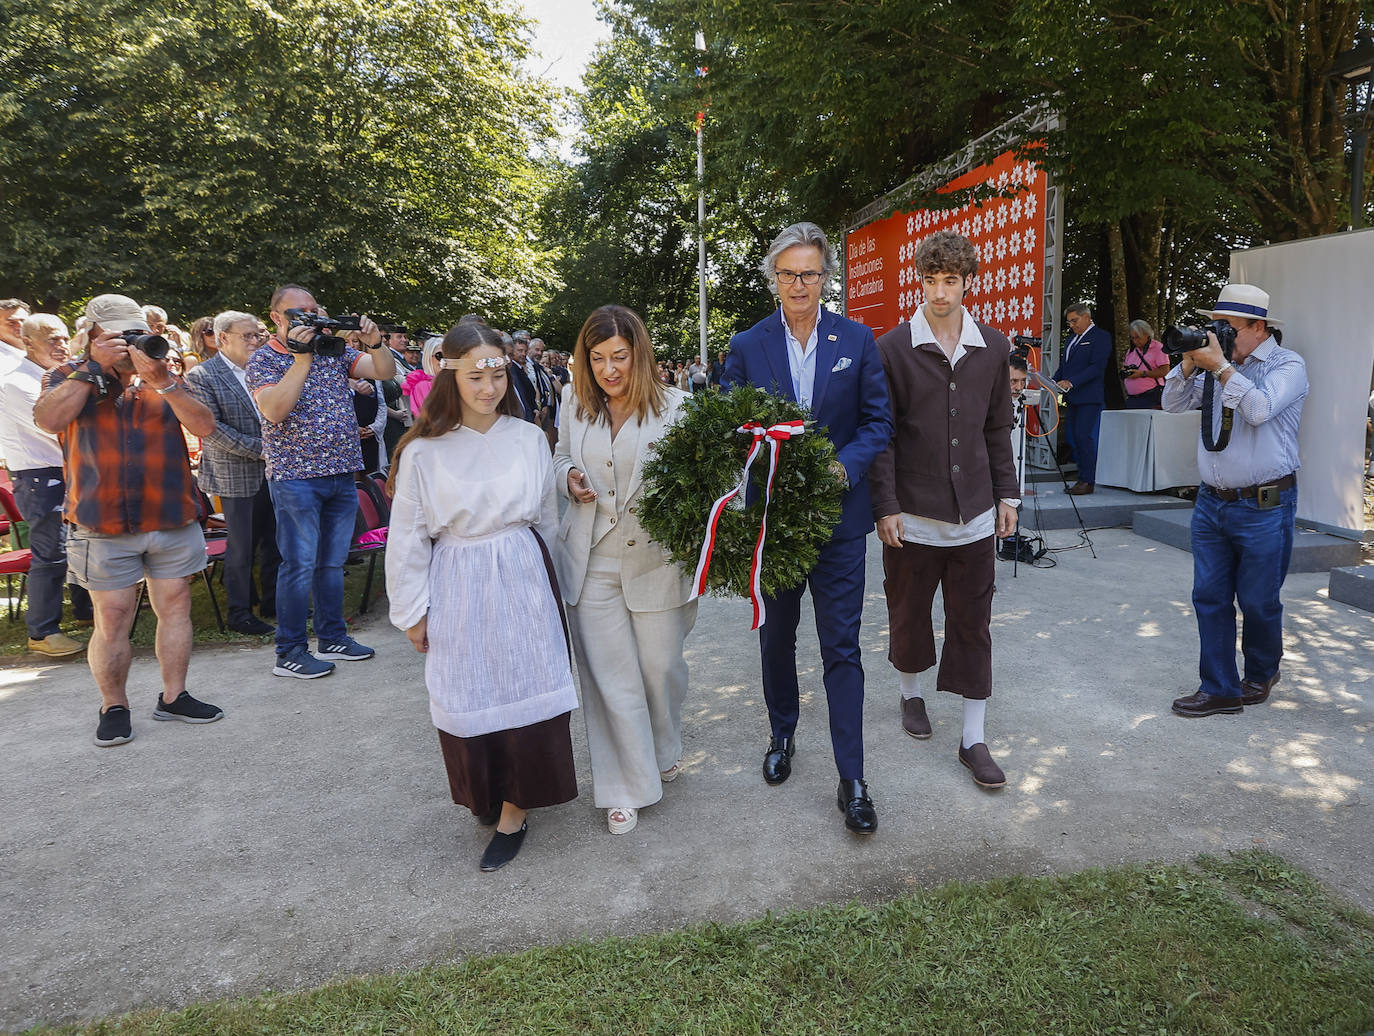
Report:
901,697,932,739
1066,481,1095,496
958,742,1006,789
1172,691,1243,717
1241,672,1280,706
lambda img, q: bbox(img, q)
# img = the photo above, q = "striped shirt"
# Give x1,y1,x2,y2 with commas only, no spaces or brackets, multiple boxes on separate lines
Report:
1161,335,1307,490
40,362,201,534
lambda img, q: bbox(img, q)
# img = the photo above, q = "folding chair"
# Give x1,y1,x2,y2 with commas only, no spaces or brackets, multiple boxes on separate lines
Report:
0,487,32,621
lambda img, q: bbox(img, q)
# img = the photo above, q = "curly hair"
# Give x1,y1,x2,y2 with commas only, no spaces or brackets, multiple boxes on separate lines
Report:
913,230,978,279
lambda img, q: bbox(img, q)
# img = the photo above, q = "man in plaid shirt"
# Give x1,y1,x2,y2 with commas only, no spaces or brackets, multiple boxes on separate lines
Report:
35,294,224,747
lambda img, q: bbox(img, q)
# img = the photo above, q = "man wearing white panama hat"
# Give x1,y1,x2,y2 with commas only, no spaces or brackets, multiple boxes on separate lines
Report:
1162,282,1308,718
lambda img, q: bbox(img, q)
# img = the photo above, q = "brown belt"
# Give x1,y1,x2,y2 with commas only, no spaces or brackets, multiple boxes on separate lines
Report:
1202,473,1295,502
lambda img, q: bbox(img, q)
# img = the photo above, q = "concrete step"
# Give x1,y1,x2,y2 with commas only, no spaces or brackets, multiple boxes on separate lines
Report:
1329,565,1374,612
1133,509,1363,574
1018,483,1191,532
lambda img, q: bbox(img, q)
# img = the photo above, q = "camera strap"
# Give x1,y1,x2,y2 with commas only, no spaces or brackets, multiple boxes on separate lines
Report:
1200,372,1233,452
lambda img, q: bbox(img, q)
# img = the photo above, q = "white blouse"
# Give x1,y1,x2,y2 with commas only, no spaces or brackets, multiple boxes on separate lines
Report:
386,416,558,631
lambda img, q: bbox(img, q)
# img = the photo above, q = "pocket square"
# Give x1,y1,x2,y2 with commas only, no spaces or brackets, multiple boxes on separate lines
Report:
831,357,852,373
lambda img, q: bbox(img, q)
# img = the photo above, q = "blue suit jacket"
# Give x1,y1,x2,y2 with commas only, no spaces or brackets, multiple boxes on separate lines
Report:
1052,324,1113,406
723,307,893,540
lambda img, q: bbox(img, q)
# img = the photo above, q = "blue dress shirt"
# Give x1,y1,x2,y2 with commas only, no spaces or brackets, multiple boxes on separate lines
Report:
781,307,819,409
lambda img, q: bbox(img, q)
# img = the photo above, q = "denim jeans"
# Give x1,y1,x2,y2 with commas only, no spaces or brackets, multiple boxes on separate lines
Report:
1190,483,1297,698
11,468,69,638
268,474,356,656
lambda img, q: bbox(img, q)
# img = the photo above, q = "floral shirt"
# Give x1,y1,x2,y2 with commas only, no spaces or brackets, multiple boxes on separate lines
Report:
246,337,365,480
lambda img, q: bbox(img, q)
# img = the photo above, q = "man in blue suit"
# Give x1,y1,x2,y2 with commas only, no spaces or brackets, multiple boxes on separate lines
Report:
723,221,893,834
1052,302,1113,494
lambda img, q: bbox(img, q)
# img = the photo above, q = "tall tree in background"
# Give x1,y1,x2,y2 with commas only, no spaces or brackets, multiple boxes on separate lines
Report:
0,0,555,326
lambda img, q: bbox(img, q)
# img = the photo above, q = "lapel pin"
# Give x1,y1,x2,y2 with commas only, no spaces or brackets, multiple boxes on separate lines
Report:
827,334,838,341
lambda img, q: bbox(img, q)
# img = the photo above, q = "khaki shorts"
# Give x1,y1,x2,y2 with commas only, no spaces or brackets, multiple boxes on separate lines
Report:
66,522,207,592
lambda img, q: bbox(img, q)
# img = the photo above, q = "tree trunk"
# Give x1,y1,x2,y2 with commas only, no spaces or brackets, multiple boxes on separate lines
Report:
1107,220,1130,368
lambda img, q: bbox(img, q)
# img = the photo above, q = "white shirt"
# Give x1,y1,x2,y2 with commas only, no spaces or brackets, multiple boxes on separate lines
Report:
0,341,24,380
385,416,558,630
219,350,261,420
0,356,64,470
782,307,820,409
898,306,998,546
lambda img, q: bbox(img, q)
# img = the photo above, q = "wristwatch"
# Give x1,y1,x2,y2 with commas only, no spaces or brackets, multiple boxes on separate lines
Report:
1213,361,1234,377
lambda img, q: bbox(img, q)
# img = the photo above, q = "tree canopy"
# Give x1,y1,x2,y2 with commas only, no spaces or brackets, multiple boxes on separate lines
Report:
0,0,555,327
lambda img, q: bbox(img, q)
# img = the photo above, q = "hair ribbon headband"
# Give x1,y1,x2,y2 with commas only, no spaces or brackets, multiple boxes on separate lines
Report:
439,355,507,370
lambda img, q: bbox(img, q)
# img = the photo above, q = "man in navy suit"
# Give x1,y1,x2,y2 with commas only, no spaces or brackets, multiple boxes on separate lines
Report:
1052,302,1113,494
723,221,893,834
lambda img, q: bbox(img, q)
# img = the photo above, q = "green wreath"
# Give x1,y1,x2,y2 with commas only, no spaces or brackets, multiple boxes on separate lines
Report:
638,385,846,599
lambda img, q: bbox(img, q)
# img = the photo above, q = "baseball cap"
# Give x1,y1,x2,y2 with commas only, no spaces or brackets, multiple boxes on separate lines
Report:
85,294,150,333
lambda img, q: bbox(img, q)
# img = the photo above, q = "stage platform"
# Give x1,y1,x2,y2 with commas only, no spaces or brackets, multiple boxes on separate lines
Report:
1132,508,1362,574
1017,481,1191,532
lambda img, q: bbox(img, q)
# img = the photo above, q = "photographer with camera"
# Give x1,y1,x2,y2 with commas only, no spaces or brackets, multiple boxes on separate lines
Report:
1161,283,1308,718
1121,320,1171,409
248,284,395,679
33,294,222,747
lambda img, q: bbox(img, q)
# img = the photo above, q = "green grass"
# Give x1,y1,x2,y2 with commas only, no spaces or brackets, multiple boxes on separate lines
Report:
0,556,384,656
20,851,1374,1035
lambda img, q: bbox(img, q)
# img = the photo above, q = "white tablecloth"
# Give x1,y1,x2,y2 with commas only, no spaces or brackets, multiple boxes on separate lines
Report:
1096,410,1201,492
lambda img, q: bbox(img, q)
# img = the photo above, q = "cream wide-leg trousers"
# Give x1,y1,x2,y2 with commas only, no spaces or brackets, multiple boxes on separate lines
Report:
567,550,698,809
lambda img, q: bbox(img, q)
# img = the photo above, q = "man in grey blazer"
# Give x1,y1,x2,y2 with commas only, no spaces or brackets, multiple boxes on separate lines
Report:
185,310,279,635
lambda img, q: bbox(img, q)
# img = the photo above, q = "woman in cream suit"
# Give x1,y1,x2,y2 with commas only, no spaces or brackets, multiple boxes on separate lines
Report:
554,305,697,836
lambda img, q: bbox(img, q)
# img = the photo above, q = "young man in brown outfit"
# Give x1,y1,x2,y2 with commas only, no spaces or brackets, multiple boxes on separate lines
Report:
869,231,1019,789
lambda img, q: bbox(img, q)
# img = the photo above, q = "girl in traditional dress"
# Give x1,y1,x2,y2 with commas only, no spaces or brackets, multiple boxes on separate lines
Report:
386,321,578,872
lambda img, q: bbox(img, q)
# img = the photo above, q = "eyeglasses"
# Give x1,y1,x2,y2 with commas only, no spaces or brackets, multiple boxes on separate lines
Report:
775,270,823,286
232,330,267,341
201,329,215,337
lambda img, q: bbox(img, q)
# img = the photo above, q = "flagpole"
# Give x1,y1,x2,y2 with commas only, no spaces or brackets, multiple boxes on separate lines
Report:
696,31,708,369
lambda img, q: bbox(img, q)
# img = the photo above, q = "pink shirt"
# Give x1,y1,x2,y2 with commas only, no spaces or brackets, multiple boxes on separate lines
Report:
402,368,435,414
1123,338,1168,395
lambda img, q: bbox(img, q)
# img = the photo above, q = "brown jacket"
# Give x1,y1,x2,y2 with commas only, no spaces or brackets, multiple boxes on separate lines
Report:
870,319,1017,524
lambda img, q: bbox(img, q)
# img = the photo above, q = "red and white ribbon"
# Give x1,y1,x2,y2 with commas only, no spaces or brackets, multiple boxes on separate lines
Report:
690,420,807,629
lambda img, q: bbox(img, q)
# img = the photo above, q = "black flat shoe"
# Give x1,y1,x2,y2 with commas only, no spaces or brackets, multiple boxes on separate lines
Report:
479,822,527,872
837,778,877,834
762,736,795,785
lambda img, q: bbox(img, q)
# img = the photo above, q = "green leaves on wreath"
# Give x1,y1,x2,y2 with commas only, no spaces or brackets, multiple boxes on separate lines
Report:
639,386,846,599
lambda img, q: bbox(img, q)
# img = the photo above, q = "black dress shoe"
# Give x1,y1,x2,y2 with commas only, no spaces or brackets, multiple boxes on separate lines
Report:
1241,672,1280,706
837,779,877,834
1172,691,1243,717
762,736,795,785
479,821,527,872
228,615,275,636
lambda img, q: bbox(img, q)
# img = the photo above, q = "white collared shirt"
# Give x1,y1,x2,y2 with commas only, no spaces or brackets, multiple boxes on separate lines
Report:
0,356,64,470
781,306,820,409
220,350,262,419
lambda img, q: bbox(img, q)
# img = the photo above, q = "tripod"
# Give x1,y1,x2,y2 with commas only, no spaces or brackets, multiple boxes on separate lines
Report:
1012,375,1096,569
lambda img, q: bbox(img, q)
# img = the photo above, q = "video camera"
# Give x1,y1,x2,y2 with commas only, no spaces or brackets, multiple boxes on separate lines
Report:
377,322,408,336
284,308,362,357
1011,334,1041,362
119,330,171,361
1162,319,1236,361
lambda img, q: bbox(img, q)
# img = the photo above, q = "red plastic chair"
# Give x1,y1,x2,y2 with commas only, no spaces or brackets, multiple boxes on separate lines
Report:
351,484,388,614
0,487,31,620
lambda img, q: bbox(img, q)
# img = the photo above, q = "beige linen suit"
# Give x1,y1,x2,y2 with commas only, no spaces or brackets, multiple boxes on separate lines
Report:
554,385,697,808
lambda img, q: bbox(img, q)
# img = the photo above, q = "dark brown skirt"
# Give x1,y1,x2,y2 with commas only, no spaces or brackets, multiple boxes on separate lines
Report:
437,712,578,816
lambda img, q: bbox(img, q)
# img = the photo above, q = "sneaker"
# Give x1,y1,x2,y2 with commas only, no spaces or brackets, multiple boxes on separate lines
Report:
273,648,336,680
94,705,134,747
28,632,86,658
315,637,375,661
153,690,225,724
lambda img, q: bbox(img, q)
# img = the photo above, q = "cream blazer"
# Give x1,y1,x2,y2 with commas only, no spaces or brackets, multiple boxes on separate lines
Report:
553,385,693,611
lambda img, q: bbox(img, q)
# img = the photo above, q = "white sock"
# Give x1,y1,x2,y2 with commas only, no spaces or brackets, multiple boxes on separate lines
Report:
898,671,922,701
961,698,987,749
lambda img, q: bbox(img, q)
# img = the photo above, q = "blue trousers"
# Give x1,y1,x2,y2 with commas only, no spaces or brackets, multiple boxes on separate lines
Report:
759,534,867,780
11,468,90,637
268,474,356,656
1190,484,1296,698
1063,403,1104,483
